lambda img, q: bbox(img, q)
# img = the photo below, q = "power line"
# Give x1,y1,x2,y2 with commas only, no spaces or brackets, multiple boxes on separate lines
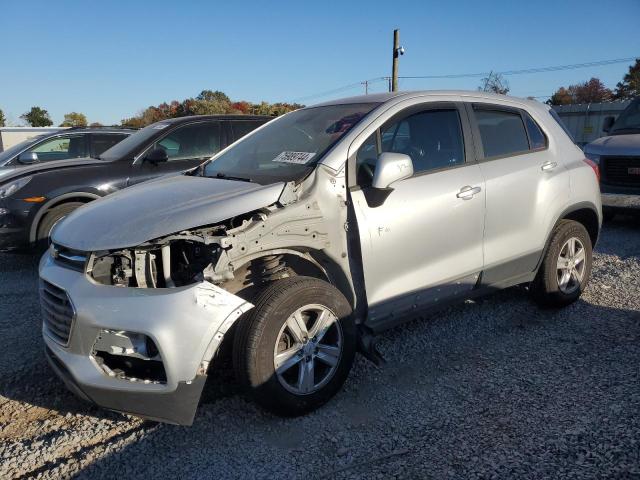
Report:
293,56,637,103
399,57,637,79
293,77,386,103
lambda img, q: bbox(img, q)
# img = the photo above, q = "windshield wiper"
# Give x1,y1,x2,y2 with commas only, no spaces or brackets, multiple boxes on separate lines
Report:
215,172,253,183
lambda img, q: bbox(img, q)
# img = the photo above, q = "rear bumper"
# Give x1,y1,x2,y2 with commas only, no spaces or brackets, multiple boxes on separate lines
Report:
601,193,640,210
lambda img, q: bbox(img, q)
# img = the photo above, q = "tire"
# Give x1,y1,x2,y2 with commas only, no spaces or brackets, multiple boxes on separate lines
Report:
233,276,356,416
531,219,592,308
36,202,84,248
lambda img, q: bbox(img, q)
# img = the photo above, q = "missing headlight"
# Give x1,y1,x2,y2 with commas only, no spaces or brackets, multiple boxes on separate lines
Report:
89,239,220,288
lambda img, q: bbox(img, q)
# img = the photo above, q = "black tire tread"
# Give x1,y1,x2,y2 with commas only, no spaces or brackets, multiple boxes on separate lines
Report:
36,202,85,243
233,276,354,416
531,219,592,308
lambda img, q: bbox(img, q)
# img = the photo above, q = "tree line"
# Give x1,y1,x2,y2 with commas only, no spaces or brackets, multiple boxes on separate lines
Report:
478,58,639,105
0,90,303,128
2,59,638,128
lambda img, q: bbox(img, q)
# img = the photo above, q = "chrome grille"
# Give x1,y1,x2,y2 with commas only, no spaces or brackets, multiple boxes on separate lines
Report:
40,280,75,345
602,156,640,187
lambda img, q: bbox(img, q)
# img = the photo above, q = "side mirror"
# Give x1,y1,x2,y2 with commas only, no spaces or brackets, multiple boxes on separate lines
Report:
17,152,39,164
372,152,414,189
602,116,615,133
145,147,168,164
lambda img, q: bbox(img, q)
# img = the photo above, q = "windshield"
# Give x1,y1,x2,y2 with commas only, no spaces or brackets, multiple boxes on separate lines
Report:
99,123,170,160
0,136,44,165
611,98,640,134
203,103,378,184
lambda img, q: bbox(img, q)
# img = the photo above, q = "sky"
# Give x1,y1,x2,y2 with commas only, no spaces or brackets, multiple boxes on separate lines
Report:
1,0,639,126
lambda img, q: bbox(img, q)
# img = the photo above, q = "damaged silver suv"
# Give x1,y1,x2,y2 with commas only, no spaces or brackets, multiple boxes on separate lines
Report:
40,91,602,425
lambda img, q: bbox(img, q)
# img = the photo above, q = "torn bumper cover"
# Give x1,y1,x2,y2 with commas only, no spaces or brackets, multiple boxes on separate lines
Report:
39,253,253,425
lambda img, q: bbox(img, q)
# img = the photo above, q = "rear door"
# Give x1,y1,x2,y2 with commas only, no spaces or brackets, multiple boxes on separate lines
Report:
469,104,569,284
349,102,486,328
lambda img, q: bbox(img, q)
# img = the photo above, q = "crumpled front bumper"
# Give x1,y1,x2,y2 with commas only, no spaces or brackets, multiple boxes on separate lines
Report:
39,252,253,425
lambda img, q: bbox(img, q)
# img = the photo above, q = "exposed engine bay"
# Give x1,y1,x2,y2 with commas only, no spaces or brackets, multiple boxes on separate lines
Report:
86,195,333,296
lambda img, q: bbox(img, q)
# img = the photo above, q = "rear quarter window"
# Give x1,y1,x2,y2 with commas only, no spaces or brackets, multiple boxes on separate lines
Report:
524,113,548,150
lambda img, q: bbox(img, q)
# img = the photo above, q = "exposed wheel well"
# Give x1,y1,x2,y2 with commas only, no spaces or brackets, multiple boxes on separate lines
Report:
562,207,599,246
219,252,332,298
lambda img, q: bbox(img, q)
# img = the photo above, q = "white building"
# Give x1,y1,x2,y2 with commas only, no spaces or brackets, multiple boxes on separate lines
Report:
0,127,67,152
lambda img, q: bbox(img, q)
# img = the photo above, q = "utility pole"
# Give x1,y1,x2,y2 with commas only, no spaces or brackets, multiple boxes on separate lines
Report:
361,80,369,95
391,29,404,92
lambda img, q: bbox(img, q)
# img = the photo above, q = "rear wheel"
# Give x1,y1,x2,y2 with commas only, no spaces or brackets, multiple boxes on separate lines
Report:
531,220,592,308
36,202,84,248
233,276,356,416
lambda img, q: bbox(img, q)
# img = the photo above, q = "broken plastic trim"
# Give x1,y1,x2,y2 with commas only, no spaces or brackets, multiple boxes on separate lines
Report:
92,330,166,384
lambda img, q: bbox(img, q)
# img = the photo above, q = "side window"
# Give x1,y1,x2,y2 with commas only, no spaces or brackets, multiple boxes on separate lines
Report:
30,135,87,161
524,113,547,150
91,134,128,158
381,109,465,174
475,109,529,158
154,122,221,161
230,121,263,143
355,133,378,186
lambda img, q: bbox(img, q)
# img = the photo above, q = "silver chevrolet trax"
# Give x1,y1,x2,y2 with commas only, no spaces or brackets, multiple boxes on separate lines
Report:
40,91,602,425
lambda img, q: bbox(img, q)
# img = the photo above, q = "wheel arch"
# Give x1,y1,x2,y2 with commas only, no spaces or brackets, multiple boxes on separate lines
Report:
29,192,101,244
534,201,601,275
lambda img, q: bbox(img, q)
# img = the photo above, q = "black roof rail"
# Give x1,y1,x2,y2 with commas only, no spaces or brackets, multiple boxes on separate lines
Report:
65,125,139,130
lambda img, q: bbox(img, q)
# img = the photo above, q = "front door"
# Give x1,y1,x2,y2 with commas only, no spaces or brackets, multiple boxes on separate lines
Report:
349,104,485,328
129,120,222,186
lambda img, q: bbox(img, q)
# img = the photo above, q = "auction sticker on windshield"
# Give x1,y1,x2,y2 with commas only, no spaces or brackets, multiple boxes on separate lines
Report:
272,151,316,165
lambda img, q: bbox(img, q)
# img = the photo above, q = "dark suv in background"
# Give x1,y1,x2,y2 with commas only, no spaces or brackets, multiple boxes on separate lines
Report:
584,97,640,219
0,127,133,168
0,115,271,250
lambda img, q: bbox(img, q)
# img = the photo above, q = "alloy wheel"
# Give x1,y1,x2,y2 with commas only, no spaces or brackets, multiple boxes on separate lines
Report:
556,237,586,294
273,304,343,395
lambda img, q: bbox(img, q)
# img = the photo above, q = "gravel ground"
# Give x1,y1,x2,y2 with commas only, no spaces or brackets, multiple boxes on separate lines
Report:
1,217,639,479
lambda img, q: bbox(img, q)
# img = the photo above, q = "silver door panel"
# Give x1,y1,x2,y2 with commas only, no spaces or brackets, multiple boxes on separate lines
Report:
351,163,485,321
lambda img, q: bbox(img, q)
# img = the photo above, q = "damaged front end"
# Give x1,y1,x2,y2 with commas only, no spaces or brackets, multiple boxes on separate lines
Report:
41,180,343,425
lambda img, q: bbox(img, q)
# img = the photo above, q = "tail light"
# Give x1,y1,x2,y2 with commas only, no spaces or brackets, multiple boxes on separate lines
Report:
583,158,600,181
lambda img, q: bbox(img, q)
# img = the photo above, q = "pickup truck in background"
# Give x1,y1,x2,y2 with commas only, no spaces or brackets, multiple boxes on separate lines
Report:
584,97,640,220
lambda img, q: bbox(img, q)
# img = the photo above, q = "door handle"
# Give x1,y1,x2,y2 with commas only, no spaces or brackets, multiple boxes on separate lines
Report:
456,185,482,200
541,161,558,171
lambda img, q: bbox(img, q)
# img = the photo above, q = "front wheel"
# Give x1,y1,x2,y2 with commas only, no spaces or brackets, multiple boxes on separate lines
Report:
531,220,593,308
36,202,84,249
233,276,356,416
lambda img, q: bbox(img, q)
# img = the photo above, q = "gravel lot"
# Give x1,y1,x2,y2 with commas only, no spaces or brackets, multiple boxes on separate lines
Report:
1,217,639,479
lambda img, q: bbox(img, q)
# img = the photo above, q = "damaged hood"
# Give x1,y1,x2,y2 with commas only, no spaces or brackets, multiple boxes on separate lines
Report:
52,174,285,251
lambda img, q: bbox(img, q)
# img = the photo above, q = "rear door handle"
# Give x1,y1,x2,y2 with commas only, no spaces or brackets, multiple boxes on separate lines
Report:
456,185,482,200
541,161,558,171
